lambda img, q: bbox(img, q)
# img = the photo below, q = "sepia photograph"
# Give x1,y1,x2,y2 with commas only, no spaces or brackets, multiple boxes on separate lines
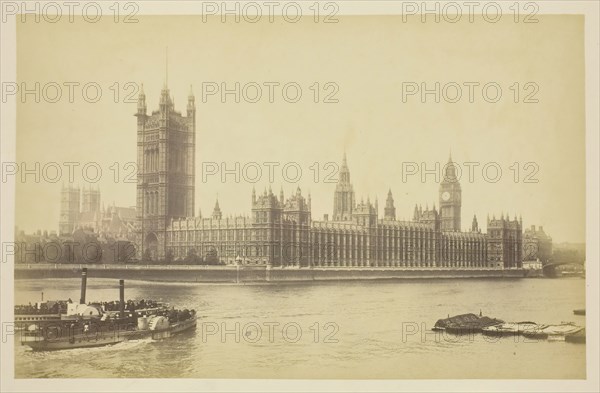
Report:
0,1,598,392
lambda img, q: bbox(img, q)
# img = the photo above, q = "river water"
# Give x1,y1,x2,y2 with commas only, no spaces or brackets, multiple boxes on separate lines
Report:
14,277,586,379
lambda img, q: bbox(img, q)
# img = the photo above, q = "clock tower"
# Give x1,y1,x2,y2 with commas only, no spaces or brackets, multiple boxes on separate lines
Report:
439,154,461,231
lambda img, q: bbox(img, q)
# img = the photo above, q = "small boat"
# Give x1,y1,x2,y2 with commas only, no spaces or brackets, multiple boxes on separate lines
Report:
522,322,583,340
573,309,586,316
433,312,504,334
565,328,586,343
481,322,539,336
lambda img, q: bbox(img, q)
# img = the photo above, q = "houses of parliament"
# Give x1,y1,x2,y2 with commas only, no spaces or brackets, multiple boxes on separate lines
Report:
135,84,523,269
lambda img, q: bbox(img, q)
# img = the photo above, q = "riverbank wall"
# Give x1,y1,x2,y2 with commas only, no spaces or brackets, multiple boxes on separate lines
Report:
14,264,527,283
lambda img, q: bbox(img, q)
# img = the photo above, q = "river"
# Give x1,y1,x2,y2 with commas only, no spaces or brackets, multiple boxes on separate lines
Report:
14,277,586,379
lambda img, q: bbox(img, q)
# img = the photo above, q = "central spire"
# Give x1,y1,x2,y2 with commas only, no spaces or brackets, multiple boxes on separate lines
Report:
339,152,350,184
333,151,355,221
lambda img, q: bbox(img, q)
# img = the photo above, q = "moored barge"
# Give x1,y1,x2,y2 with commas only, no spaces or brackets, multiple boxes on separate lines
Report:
433,312,504,334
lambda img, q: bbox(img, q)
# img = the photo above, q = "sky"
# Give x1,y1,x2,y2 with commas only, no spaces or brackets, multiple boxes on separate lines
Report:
15,15,585,243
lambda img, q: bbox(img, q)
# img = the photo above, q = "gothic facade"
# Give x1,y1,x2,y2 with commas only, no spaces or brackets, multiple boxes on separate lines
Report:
135,83,196,259
137,87,522,269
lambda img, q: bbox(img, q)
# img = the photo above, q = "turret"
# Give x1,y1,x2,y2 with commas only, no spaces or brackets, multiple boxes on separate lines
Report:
137,83,146,116
472,214,479,232
212,199,222,220
159,74,171,116
187,85,195,118
160,88,169,111
384,189,396,220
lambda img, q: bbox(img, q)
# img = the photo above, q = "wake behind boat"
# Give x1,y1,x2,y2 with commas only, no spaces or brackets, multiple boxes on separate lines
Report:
19,268,197,351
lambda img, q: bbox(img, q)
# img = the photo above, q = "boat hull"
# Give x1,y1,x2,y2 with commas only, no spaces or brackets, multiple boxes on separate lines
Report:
21,317,197,351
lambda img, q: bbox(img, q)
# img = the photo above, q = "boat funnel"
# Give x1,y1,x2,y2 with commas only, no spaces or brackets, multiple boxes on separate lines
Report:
80,268,88,304
119,279,125,317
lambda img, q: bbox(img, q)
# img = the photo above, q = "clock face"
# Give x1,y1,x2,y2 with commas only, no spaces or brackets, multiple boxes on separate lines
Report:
441,191,450,201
